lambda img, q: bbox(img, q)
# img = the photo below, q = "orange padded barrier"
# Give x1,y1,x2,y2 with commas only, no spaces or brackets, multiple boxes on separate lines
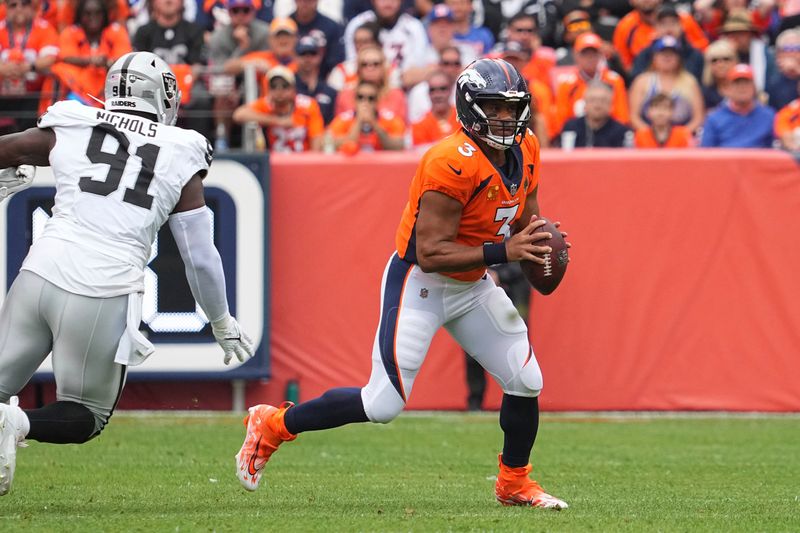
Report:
262,149,800,412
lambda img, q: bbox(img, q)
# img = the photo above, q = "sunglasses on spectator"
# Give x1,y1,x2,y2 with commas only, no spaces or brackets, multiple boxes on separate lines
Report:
359,61,382,68
429,85,449,93
356,93,377,102
440,60,460,67
230,6,252,14
710,56,735,63
512,26,536,33
779,44,800,53
7,0,32,8
298,50,319,56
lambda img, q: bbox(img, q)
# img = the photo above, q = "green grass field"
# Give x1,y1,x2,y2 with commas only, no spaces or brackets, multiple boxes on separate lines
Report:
0,412,798,532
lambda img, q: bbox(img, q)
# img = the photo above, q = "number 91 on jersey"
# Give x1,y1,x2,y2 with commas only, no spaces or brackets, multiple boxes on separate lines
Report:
0,157,269,379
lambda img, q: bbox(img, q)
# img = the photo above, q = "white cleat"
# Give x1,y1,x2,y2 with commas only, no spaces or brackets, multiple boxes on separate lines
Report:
0,396,28,496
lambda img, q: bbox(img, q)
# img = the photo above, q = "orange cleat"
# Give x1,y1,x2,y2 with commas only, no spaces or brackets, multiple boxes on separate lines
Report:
494,454,568,509
235,402,297,491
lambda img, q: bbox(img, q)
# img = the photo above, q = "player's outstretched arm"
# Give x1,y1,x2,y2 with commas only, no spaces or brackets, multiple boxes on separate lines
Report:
169,174,254,365
0,127,54,167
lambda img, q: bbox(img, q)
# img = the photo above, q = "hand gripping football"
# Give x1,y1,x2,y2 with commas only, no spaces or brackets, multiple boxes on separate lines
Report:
520,218,569,295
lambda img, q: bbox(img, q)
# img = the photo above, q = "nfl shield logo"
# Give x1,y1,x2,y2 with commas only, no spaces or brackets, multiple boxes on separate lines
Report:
510,183,518,195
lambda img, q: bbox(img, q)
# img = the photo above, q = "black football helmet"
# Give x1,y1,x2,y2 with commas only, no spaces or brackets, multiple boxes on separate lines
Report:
455,58,531,150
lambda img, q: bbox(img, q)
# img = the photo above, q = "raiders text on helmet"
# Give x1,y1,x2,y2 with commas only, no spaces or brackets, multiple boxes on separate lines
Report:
104,52,181,126
455,58,531,150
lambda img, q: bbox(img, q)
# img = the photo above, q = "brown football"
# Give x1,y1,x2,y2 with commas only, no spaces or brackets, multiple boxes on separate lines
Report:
519,218,569,295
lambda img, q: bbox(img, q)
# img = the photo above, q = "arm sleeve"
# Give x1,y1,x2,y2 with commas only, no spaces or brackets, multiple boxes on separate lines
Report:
168,206,230,323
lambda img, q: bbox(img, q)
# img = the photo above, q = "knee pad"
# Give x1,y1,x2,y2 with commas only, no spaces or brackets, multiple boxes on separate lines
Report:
361,383,405,424
503,340,543,398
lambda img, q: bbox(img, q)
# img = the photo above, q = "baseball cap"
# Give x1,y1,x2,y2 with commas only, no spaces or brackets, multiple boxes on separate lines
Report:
652,36,682,52
656,5,679,20
574,32,603,52
296,35,321,54
726,63,754,82
563,10,591,33
267,65,296,85
269,17,298,36
496,40,531,58
720,9,756,34
226,0,254,8
428,4,453,22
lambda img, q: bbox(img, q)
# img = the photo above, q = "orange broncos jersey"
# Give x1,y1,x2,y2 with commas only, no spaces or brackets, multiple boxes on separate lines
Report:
634,125,692,147
411,107,459,146
396,129,541,282
554,69,629,132
248,93,324,152
613,11,708,70
774,99,800,139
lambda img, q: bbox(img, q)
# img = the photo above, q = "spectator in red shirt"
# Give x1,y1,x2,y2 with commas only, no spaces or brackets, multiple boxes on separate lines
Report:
411,70,459,148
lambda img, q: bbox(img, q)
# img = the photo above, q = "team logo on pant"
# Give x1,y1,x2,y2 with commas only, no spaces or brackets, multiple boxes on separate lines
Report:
419,288,429,299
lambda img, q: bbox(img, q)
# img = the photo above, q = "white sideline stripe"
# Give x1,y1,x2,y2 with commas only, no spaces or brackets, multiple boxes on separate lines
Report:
110,410,800,420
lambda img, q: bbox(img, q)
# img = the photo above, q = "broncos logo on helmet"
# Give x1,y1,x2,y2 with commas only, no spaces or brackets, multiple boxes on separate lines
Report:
455,58,531,150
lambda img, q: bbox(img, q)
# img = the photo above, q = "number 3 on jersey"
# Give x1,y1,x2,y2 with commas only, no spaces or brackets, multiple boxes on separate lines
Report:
494,205,519,239
79,123,160,209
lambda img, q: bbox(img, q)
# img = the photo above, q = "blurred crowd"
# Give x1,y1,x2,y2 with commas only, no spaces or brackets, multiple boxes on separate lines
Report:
1,0,800,152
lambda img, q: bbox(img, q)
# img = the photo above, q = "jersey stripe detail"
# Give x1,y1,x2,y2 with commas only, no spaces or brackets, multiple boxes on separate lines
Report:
118,53,135,98
378,254,414,402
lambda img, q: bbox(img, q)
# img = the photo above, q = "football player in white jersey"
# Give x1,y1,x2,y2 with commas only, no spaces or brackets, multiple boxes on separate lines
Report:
0,51,253,496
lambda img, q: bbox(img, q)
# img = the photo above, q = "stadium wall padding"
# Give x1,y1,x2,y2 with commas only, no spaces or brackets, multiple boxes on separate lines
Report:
263,149,800,412
28,149,799,412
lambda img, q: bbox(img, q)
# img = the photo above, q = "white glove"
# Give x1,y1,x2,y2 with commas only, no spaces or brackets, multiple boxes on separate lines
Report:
211,314,254,365
0,165,36,202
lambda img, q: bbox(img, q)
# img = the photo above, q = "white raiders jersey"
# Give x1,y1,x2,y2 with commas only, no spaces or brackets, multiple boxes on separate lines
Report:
21,100,212,297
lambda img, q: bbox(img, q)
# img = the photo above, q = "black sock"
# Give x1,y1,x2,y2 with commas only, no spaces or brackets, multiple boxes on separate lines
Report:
25,401,99,444
283,387,368,434
499,394,539,468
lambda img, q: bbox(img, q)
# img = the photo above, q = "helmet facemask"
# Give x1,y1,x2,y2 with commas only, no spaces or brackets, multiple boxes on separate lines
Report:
464,92,531,150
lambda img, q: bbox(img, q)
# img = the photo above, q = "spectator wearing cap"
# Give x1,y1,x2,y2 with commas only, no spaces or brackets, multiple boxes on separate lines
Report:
247,17,300,94
233,65,326,152
613,0,708,72
701,64,775,147
557,80,632,148
631,5,705,83
446,0,494,56
767,29,800,110
295,34,338,125
701,39,738,111
400,5,477,92
343,0,428,89
411,69,459,148
554,33,629,134
327,79,406,152
198,0,271,33
505,12,556,88
208,0,270,75
773,79,800,151
629,36,705,133
290,0,345,80
492,40,555,144
634,93,693,147
718,8,775,93
693,0,773,41
407,44,461,123
556,10,592,66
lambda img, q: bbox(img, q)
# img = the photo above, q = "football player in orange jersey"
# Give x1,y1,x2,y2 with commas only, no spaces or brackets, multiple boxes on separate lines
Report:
235,58,570,509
